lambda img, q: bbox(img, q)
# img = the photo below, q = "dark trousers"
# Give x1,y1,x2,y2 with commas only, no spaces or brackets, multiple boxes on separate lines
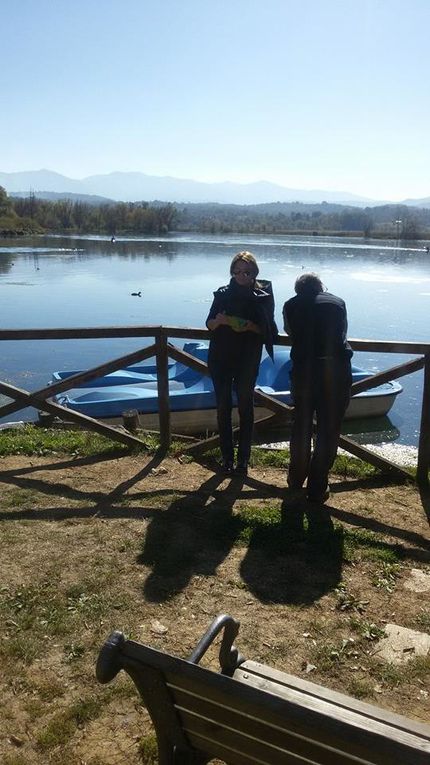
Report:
209,345,262,464
288,358,352,499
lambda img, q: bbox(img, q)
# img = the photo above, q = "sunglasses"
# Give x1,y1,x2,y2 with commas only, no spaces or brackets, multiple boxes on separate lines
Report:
232,269,253,277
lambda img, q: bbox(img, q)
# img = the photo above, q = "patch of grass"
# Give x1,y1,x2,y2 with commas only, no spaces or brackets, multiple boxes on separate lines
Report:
23,698,45,721
349,617,386,641
0,526,21,544
119,490,173,508
369,661,405,688
0,424,131,457
2,633,40,664
4,755,29,765
176,452,194,463
414,610,430,630
46,746,83,765
335,583,369,613
346,677,375,700
65,586,106,619
368,655,430,689
235,502,281,545
332,453,379,479
364,544,403,564
36,696,103,751
309,641,348,672
0,579,115,668
36,714,76,752
371,562,400,592
250,447,289,469
35,679,65,702
302,619,332,638
0,424,195,460
403,654,430,682
138,732,158,764
226,578,249,590
342,528,403,564
64,642,86,662
2,488,36,509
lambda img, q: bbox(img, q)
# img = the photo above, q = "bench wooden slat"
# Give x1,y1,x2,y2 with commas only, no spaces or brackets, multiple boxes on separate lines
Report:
237,661,430,739
181,720,303,764
182,726,311,765
176,701,372,765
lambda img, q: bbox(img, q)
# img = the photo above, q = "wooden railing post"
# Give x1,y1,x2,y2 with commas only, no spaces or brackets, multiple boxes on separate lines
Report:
417,354,430,489
155,329,171,453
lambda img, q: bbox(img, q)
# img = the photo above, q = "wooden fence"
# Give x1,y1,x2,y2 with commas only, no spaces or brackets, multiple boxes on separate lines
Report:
0,326,429,489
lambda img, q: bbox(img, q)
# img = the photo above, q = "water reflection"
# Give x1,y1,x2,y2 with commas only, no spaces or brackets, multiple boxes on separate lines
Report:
255,415,400,449
0,253,15,274
342,415,400,445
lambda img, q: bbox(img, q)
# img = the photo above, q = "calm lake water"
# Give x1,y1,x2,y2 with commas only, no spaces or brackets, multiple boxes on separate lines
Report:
1,232,429,445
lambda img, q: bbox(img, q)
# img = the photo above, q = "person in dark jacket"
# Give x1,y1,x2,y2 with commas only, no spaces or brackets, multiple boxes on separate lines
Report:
283,273,352,504
206,251,278,475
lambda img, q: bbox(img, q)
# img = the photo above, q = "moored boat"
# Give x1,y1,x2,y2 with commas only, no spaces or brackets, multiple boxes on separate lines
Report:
50,342,402,434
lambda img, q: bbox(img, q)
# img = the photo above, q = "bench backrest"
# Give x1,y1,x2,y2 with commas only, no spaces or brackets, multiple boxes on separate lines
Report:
97,630,430,765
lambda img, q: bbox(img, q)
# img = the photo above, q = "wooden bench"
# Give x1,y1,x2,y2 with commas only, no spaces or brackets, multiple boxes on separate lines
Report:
96,613,430,765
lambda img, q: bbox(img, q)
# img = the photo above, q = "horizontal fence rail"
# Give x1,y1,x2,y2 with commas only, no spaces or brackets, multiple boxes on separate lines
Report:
0,326,429,489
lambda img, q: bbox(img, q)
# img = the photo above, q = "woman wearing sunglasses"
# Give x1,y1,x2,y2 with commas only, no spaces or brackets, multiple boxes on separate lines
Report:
206,251,278,475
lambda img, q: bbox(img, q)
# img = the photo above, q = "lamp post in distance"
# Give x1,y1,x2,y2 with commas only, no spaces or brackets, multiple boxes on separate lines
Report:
395,219,402,239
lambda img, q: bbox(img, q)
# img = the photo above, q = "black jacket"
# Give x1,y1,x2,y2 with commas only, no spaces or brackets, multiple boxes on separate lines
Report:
283,291,352,362
206,278,278,359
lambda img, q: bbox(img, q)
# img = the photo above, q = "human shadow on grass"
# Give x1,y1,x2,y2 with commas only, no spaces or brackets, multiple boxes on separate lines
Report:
137,472,247,602
239,498,344,605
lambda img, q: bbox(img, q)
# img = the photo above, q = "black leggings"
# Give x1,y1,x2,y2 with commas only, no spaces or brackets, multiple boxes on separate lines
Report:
209,346,262,464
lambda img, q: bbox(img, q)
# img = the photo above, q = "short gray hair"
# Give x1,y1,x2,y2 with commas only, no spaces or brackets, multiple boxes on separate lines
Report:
294,272,324,296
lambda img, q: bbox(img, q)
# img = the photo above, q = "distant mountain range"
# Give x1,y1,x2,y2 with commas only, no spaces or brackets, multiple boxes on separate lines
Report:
1,168,429,208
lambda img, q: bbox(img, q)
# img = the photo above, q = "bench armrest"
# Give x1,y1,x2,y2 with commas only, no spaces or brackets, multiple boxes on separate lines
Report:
188,613,244,675
96,630,125,683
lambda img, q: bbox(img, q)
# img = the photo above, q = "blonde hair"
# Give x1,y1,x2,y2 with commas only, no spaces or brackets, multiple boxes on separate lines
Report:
230,251,259,278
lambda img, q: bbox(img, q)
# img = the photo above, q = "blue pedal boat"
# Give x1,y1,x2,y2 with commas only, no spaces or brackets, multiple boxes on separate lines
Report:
51,342,402,432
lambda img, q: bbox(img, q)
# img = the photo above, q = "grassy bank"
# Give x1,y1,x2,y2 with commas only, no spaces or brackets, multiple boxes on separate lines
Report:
0,427,428,764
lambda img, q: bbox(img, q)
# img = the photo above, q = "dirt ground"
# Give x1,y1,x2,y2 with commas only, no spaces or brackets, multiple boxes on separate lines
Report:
0,450,429,764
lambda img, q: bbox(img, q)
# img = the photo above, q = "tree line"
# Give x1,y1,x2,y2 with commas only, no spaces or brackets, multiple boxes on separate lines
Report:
2,186,430,239
9,192,177,235
176,201,430,239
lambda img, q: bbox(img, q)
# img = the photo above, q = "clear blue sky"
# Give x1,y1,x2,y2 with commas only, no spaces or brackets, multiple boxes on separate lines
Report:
1,0,429,201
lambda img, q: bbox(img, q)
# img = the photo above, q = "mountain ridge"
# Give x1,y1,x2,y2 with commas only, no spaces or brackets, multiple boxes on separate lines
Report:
1,168,428,208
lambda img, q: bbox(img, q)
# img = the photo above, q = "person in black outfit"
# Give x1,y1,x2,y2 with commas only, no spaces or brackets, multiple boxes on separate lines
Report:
283,273,352,503
206,251,277,475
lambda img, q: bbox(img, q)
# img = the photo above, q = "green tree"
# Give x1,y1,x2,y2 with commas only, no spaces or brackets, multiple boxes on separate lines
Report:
0,185,12,215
